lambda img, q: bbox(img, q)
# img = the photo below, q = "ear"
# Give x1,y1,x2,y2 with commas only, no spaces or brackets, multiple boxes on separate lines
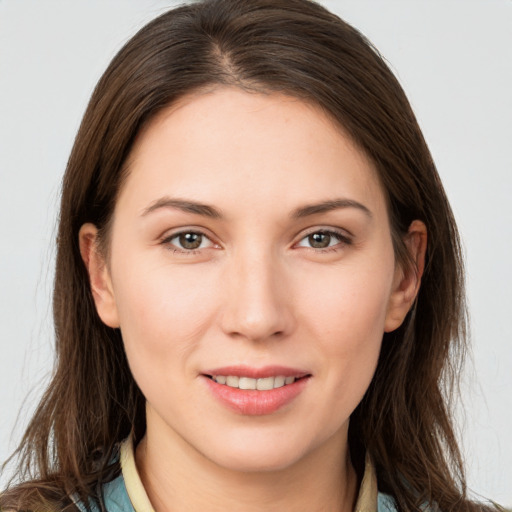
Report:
79,223,120,328
384,220,427,333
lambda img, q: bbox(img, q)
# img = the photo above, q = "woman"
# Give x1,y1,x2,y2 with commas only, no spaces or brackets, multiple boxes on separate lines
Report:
0,0,503,510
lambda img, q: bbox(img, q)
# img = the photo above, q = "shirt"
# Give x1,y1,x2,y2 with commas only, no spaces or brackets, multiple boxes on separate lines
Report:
75,438,398,512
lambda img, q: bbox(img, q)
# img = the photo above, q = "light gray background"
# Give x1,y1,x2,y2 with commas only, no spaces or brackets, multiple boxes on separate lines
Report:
1,0,511,505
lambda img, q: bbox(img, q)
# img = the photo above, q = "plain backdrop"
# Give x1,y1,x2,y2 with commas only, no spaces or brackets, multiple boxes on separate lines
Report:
0,0,511,505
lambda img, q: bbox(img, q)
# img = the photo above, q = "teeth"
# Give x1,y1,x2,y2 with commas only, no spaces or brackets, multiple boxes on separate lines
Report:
256,377,274,390
274,376,285,388
239,377,257,390
213,375,297,389
226,376,239,387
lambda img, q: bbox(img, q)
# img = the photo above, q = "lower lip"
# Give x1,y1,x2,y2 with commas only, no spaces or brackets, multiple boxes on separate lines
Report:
203,376,310,416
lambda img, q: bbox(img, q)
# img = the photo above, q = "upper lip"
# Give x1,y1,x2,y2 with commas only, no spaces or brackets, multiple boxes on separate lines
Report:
203,365,311,379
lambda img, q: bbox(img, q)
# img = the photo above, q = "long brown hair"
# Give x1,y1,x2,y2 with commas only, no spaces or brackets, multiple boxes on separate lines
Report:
0,1,499,510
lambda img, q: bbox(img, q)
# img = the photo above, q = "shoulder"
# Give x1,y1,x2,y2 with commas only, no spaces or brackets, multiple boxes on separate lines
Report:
378,492,399,512
73,474,134,512
377,492,446,512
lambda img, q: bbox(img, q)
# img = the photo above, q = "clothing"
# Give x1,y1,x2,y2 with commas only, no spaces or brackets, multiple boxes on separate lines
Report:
75,438,398,512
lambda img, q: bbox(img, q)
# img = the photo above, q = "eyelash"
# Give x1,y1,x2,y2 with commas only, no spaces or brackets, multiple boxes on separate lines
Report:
161,230,215,255
160,228,352,255
296,228,352,252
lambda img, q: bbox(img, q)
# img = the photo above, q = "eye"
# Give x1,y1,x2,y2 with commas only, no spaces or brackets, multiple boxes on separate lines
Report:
296,229,350,250
163,231,215,252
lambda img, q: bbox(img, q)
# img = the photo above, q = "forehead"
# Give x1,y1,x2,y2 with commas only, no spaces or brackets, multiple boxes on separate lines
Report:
118,87,387,222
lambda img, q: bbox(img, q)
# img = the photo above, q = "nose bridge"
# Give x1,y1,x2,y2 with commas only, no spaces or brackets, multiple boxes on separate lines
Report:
220,244,293,341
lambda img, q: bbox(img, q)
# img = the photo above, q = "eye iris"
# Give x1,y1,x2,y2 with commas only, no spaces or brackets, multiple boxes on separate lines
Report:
309,232,331,248
179,233,202,249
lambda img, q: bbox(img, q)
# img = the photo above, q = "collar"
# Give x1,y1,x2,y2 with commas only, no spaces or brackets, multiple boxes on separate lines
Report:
119,437,379,512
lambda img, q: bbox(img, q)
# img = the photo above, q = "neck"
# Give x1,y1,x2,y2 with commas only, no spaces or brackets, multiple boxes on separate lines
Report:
135,418,358,512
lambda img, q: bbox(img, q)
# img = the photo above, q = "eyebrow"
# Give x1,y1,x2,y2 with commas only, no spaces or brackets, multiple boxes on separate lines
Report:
292,199,372,219
141,197,372,220
141,197,222,218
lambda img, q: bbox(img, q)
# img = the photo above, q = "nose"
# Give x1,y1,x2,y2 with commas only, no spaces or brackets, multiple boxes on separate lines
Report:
219,250,295,343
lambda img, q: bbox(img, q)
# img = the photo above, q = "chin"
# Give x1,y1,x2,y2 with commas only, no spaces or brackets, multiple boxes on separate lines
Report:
210,447,304,474
198,428,319,474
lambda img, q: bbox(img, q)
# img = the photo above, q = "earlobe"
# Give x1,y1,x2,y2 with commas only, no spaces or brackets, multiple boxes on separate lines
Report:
78,223,120,328
384,220,427,333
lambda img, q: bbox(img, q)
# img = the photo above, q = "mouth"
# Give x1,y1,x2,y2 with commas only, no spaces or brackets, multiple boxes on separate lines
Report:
201,366,311,415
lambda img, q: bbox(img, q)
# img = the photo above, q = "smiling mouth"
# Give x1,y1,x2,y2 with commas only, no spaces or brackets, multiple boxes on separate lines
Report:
206,375,309,390
203,369,311,415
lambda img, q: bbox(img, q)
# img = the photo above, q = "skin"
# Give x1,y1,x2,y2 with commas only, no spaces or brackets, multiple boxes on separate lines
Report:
80,87,426,512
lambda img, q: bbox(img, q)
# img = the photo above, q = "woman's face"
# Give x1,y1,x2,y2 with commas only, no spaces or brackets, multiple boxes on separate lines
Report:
84,87,417,472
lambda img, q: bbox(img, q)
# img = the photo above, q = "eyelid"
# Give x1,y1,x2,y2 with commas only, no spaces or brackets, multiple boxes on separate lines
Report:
294,227,353,249
159,227,220,252
157,225,352,253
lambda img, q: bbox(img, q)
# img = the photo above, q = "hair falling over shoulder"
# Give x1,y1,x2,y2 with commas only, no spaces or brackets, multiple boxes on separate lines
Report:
0,1,504,511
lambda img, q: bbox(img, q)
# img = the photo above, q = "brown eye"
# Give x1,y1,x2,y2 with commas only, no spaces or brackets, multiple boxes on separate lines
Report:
308,232,332,248
178,232,203,249
296,229,351,251
163,230,216,254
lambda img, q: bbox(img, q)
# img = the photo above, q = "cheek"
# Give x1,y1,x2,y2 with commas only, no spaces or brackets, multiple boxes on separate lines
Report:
110,253,220,381
298,255,394,399
302,255,394,338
